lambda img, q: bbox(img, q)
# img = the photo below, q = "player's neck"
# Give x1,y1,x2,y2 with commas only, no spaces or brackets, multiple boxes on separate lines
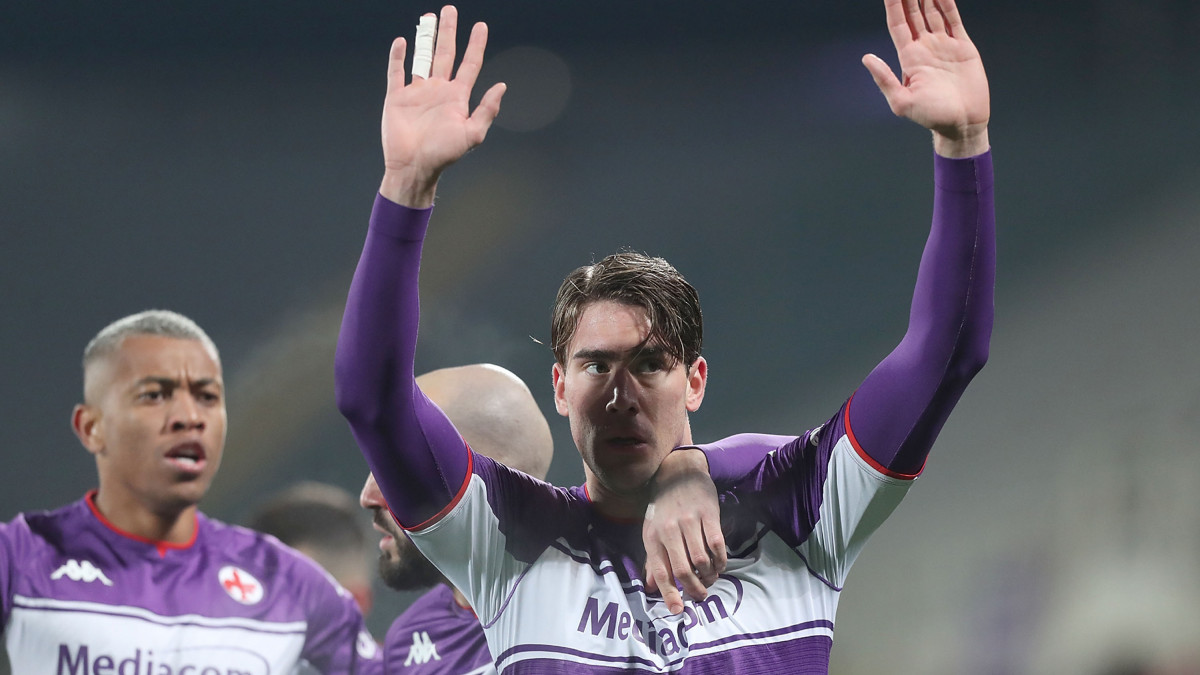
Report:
92,489,198,544
584,478,649,522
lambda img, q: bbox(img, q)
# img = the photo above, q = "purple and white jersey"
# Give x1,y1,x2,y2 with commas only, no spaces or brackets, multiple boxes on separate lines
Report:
407,415,908,673
377,584,493,675
336,152,995,674
0,492,381,674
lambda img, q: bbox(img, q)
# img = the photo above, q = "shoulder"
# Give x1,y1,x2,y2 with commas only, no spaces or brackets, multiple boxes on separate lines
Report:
2,498,89,555
470,454,583,516
449,454,588,551
198,514,351,600
385,586,488,668
388,585,460,634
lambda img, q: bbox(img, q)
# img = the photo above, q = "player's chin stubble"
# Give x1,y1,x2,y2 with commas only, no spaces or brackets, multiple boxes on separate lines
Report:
378,533,446,591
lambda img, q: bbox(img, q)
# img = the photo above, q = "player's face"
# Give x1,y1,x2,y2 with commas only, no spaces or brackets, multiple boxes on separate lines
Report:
553,300,706,509
359,472,445,591
75,335,226,515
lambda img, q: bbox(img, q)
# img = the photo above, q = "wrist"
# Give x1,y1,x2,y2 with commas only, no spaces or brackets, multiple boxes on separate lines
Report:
379,166,440,208
658,447,710,479
932,125,990,159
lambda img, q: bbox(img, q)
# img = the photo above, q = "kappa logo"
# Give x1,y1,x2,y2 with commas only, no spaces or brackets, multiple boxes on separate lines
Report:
217,565,264,605
51,560,113,586
357,630,380,660
404,631,441,666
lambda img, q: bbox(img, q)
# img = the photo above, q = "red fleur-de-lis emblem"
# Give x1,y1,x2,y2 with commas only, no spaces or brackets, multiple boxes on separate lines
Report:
218,565,264,605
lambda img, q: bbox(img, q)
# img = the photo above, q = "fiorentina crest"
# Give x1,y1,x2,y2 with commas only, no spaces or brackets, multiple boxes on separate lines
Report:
217,565,264,605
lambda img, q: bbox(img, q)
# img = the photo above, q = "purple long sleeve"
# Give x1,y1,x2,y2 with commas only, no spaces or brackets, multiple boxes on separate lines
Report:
847,151,995,477
335,195,472,529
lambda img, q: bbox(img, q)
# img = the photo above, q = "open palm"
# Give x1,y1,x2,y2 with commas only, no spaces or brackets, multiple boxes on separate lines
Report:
863,0,989,151
379,6,506,203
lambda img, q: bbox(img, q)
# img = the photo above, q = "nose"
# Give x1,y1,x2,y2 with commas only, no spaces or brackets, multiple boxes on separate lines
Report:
360,473,387,510
169,392,205,432
604,370,639,414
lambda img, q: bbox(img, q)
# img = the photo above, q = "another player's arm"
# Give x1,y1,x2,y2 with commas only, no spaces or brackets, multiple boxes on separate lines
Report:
643,434,797,614
335,6,506,529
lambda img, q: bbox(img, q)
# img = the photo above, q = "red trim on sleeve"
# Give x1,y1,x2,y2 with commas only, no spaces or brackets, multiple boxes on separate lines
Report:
85,490,198,557
843,394,924,480
402,445,476,532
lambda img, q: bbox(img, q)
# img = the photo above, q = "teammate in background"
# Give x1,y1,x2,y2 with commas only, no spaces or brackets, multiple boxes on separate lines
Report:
359,364,553,675
337,0,993,672
248,481,375,616
0,310,380,673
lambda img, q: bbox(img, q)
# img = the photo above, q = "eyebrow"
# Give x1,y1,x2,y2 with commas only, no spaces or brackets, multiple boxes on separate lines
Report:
571,345,669,362
571,348,622,362
132,376,222,390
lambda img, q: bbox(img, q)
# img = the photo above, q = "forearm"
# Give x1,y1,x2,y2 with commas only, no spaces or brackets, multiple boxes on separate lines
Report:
849,150,995,476
334,195,470,528
678,433,800,485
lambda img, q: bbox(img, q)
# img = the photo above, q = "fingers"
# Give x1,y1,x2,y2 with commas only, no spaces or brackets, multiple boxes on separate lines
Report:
411,14,436,79
465,81,506,144
902,0,927,36
455,21,489,92
923,0,946,34
431,5,458,80
666,532,707,607
936,0,967,38
386,37,408,96
682,521,715,589
702,513,728,578
862,53,907,117
644,546,685,615
883,0,916,45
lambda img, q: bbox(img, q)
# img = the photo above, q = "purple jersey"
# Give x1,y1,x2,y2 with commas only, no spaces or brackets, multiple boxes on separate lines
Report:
380,585,493,675
0,492,381,674
336,152,995,673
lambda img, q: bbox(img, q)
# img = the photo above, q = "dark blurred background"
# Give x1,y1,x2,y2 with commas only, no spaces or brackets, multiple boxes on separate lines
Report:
3,2,1199,672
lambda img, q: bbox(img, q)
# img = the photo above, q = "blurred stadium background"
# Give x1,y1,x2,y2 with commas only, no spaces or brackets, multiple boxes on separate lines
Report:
3,1,1199,672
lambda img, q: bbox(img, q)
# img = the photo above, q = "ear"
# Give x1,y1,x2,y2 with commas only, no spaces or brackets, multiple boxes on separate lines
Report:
685,356,707,412
551,362,570,417
72,404,105,456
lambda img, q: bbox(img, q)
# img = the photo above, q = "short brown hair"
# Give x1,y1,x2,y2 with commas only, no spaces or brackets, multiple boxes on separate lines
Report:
550,251,702,369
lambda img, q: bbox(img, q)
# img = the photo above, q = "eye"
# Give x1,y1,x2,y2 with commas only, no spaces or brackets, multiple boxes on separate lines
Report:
197,390,222,405
137,389,165,402
635,358,666,374
583,362,609,375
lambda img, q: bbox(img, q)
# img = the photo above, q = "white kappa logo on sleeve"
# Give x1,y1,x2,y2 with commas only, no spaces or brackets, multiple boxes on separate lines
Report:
404,631,441,665
217,565,264,605
51,560,114,586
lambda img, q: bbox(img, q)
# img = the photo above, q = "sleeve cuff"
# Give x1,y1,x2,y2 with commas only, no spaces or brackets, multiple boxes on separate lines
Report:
933,149,994,194
369,193,434,242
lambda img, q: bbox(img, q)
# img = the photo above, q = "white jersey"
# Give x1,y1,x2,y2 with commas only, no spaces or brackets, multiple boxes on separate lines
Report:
409,407,912,674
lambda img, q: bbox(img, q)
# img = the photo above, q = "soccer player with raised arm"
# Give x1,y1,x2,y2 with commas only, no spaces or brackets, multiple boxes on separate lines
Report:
0,310,380,673
336,0,993,671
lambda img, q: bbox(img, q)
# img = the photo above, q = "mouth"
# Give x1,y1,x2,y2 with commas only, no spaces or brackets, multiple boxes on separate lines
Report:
372,511,400,550
376,533,395,553
603,435,650,451
164,442,207,475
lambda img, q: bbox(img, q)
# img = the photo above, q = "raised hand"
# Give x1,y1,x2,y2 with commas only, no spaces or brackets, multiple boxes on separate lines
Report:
862,0,989,158
379,5,507,207
642,449,727,615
